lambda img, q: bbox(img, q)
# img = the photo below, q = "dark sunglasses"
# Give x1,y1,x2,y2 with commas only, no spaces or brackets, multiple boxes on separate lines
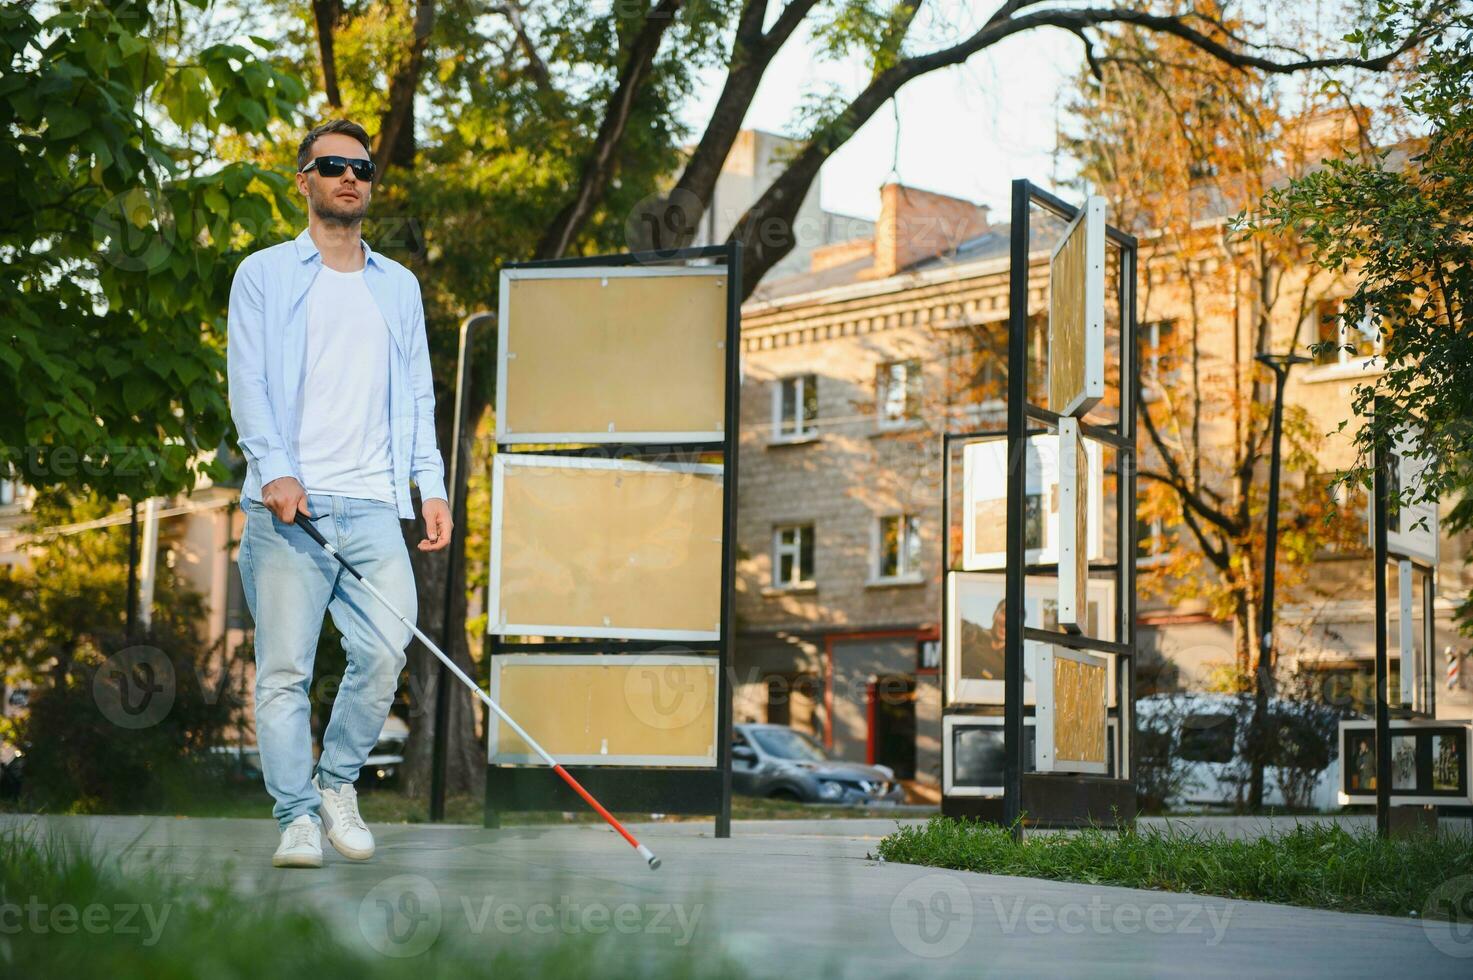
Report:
300,155,375,182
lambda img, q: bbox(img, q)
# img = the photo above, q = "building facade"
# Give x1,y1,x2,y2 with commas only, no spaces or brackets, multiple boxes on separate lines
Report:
732,180,1473,795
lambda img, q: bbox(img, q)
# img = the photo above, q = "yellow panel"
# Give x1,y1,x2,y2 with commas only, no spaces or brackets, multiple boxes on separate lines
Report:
1049,217,1087,414
495,458,723,636
504,272,727,437
1052,656,1107,764
493,658,717,764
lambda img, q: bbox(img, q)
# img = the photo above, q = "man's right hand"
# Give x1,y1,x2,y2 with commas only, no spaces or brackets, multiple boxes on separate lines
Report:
261,476,310,523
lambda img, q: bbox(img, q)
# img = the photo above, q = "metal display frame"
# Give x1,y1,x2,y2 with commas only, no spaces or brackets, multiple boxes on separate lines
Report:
1338,719,1472,807
941,714,1121,797
941,180,1139,831
484,244,741,837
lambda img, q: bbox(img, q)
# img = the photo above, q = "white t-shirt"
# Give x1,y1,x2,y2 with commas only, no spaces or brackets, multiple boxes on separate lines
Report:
296,265,395,504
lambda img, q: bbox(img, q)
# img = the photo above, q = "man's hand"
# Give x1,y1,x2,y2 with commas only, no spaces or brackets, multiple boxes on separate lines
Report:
419,497,453,552
262,476,309,523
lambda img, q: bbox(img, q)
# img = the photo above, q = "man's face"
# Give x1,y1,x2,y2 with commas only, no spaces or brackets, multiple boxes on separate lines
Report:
296,132,372,225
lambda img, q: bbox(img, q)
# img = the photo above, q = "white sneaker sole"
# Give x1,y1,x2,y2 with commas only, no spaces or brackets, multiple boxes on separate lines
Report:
272,850,323,869
324,826,374,861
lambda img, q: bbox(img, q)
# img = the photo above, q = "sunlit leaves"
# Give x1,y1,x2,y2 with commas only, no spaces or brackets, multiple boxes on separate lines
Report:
1,2,304,500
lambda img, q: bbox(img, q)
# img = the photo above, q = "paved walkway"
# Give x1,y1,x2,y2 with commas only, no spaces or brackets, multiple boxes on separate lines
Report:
4,813,1469,977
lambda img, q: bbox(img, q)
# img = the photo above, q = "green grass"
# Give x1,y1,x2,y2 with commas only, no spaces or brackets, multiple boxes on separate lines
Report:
0,825,747,979
875,815,1473,919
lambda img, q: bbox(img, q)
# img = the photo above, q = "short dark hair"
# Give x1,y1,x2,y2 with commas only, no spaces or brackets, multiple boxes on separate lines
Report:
297,119,372,172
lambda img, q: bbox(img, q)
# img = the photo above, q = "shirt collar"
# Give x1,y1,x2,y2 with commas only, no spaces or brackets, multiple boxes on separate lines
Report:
292,227,383,271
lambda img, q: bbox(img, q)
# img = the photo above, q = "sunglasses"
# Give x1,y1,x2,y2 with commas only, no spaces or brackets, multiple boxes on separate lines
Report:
300,155,376,182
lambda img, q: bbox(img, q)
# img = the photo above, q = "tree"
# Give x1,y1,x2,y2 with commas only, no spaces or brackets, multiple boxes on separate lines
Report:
245,0,1439,804
0,491,243,810
17,0,1431,801
1062,7,1382,806
1,0,305,500
1250,0,1473,630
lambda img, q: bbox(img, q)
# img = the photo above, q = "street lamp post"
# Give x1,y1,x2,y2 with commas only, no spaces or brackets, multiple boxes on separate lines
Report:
1250,351,1311,809
429,311,495,822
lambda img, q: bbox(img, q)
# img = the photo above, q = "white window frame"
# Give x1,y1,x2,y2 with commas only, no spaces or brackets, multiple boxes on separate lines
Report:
771,374,818,443
1139,318,1177,402
872,513,923,584
876,358,922,429
1311,469,1368,556
951,327,1007,419
772,523,814,589
1306,299,1384,379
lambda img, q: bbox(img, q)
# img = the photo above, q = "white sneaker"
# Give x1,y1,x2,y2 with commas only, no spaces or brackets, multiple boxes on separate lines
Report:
316,776,374,860
273,815,323,868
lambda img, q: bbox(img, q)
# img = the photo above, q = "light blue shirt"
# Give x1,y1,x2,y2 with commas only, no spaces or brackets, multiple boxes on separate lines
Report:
227,228,448,519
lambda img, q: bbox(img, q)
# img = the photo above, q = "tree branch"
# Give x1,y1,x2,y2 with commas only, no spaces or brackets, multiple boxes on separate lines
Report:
372,0,435,180
312,0,342,108
726,4,1428,291
535,0,687,259
490,1,554,95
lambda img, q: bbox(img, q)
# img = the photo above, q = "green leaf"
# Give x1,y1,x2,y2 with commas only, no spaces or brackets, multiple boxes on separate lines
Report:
203,188,230,217
46,105,89,141
122,374,154,415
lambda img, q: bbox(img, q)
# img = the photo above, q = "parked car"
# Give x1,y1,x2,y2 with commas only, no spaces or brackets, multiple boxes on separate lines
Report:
1136,693,1341,811
361,714,409,788
204,715,410,788
732,723,905,805
208,744,264,784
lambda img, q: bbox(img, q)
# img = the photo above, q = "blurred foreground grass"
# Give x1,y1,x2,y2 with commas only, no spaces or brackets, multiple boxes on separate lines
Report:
0,824,747,979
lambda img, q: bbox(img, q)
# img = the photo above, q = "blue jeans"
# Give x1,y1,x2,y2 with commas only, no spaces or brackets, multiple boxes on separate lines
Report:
238,493,415,830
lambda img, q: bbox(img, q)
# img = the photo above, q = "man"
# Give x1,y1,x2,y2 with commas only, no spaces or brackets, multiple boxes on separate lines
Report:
227,119,452,869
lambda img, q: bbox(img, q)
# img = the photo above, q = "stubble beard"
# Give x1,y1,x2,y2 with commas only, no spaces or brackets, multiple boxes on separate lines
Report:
310,182,370,228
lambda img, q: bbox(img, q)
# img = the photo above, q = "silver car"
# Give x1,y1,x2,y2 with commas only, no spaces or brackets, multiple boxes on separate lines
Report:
732,723,905,805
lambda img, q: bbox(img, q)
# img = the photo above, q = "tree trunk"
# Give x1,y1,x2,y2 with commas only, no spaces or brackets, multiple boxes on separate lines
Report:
400,511,483,805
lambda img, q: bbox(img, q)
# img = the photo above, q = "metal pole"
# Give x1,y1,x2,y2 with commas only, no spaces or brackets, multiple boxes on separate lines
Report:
1003,179,1030,838
1250,351,1308,810
714,240,742,839
1251,364,1287,809
430,311,494,823
125,497,139,642
1373,429,1391,837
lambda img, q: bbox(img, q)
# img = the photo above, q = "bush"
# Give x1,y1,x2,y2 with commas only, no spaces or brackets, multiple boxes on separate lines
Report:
15,626,241,813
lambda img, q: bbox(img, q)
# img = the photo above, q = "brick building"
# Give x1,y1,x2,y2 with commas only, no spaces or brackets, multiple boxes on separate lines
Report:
731,180,1473,794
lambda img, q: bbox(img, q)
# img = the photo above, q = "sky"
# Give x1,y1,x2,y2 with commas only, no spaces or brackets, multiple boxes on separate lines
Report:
679,16,1085,220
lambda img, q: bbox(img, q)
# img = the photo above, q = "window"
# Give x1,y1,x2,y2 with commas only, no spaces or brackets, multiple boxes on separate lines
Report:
772,374,818,441
875,514,922,581
1140,319,1178,399
949,325,1007,411
1136,510,1166,562
1307,470,1368,554
876,358,922,427
1313,299,1383,367
1178,713,1237,764
772,524,814,588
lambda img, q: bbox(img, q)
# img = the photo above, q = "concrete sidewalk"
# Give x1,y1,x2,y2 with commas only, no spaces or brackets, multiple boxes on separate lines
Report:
4,813,1469,977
